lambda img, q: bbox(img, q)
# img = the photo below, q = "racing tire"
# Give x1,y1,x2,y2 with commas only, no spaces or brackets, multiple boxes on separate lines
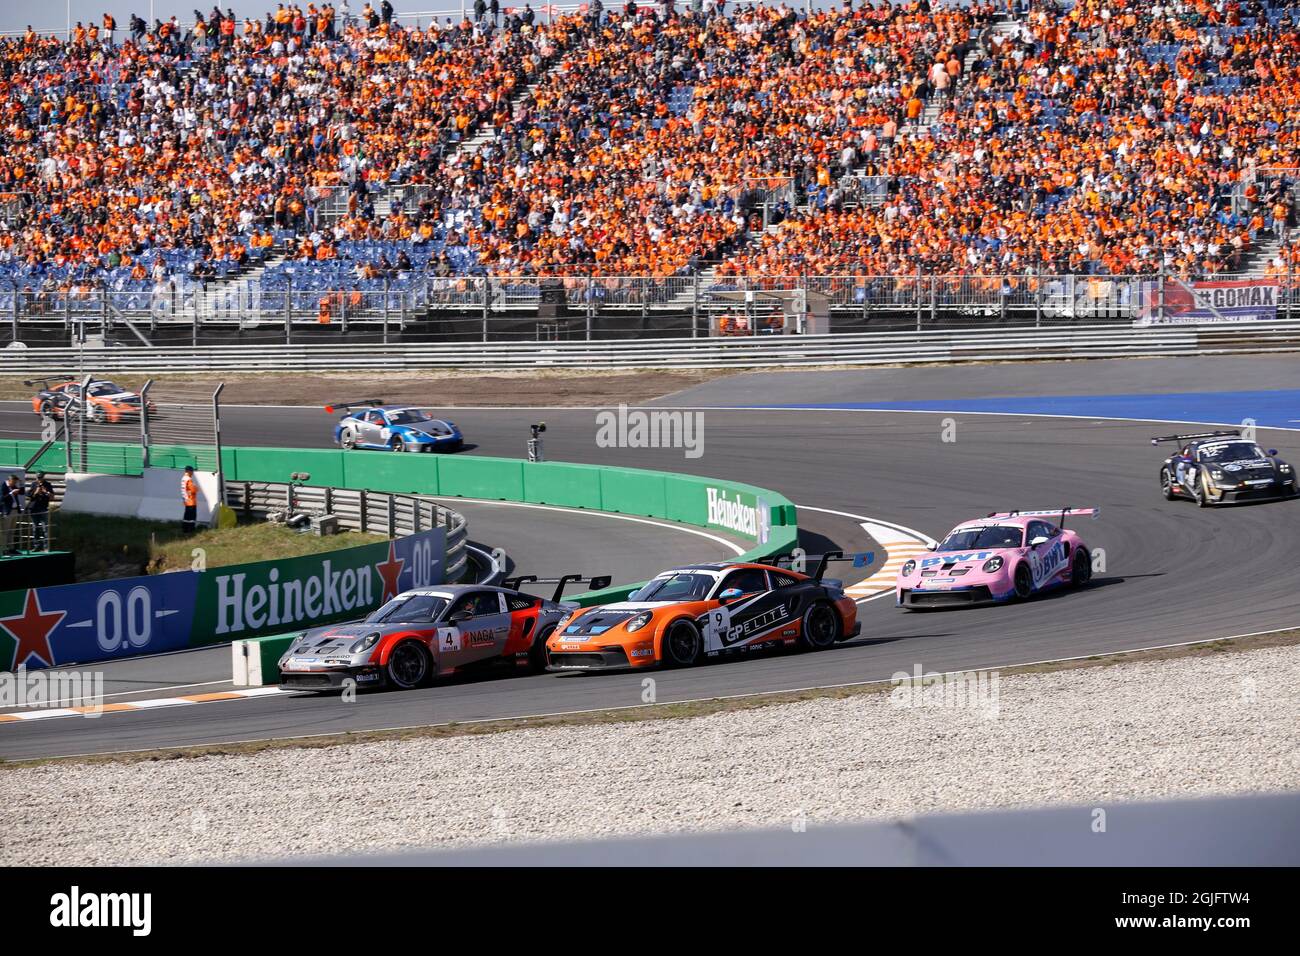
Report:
1070,547,1092,587
661,619,702,668
799,601,840,650
340,430,358,451
87,403,104,424
528,626,555,674
384,641,431,690
1160,469,1176,501
389,437,406,453
1192,471,1210,508
1013,562,1034,600
38,400,54,420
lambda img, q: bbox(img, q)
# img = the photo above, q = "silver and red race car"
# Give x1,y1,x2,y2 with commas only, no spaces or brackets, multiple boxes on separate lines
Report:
278,574,609,691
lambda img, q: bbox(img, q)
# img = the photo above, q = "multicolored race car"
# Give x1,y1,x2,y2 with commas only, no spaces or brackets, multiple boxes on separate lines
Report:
895,509,1098,609
545,556,863,672
278,575,609,691
26,377,153,423
327,399,464,452
1153,430,1296,506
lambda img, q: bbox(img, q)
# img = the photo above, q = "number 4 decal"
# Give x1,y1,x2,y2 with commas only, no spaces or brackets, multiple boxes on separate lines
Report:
439,627,461,652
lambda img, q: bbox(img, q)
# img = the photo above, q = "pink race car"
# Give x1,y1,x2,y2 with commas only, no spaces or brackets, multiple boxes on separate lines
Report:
896,509,1099,609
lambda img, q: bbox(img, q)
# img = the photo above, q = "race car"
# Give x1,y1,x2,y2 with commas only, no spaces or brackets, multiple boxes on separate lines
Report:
544,555,864,672
895,509,1098,609
1153,430,1296,506
26,377,153,423
278,574,609,691
326,399,464,452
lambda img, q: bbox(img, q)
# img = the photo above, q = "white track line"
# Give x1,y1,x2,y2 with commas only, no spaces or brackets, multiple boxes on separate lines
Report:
0,686,289,723
797,505,936,605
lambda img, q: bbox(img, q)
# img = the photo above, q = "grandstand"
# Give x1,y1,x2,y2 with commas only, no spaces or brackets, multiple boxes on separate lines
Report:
0,0,1296,341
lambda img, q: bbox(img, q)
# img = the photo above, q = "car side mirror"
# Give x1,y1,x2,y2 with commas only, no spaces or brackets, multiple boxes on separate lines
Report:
449,609,473,622
1029,535,1049,547
1268,449,1278,457
718,588,743,602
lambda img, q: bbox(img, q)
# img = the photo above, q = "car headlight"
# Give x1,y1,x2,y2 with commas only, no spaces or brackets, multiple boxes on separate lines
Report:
982,556,1004,573
1281,464,1293,473
348,631,382,654
624,611,652,633
1210,469,1225,481
900,560,916,577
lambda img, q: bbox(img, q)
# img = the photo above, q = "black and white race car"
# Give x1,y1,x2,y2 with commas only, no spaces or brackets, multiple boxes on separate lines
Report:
1153,430,1297,506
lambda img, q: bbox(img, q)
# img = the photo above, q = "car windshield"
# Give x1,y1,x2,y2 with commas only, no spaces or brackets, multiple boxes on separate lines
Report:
385,408,433,425
1198,441,1266,463
938,526,1023,550
87,382,125,396
635,573,715,602
367,594,448,624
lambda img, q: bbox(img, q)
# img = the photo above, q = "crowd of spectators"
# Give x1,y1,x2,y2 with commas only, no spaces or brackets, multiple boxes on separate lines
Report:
721,0,1300,280
0,0,1297,306
0,4,581,301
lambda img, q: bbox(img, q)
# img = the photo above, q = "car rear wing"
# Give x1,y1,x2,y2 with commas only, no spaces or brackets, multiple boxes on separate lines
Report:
323,398,386,414
503,574,614,603
986,508,1100,529
1150,430,1239,446
763,550,874,581
22,375,77,389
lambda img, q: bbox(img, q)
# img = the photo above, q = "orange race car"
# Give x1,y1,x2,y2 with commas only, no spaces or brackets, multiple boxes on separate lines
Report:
545,555,866,671
27,377,154,424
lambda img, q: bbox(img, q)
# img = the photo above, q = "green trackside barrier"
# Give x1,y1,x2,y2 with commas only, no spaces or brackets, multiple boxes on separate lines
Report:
519,461,604,509
438,455,524,500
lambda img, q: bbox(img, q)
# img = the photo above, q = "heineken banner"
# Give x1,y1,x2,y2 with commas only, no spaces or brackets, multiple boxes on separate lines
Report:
1137,277,1279,325
0,529,445,672
705,486,771,545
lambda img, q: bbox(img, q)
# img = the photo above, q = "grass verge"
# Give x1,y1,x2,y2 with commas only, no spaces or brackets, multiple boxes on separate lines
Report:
52,511,386,581
2,626,1296,770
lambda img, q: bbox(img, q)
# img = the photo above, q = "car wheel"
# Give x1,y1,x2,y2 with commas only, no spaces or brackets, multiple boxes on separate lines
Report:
1013,563,1034,600
528,626,555,674
38,400,54,420
1193,471,1210,508
799,601,840,650
389,437,406,452
1160,468,1175,500
88,403,104,424
1070,547,1091,587
340,430,357,450
661,619,701,668
384,641,430,690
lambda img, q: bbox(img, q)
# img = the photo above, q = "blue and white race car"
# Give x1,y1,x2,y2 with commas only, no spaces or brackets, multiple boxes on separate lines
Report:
327,400,464,453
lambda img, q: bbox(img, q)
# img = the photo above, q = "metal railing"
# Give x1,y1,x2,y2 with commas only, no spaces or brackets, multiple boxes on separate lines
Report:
3,271,1296,349
5,320,1300,372
5,270,1293,327
225,480,469,583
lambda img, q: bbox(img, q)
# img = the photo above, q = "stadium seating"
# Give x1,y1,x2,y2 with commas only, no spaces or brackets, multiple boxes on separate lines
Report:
0,0,1295,299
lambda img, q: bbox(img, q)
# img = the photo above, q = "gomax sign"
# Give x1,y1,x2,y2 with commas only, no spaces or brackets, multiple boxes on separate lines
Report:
0,529,446,672
705,487,771,544
1138,278,1279,324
